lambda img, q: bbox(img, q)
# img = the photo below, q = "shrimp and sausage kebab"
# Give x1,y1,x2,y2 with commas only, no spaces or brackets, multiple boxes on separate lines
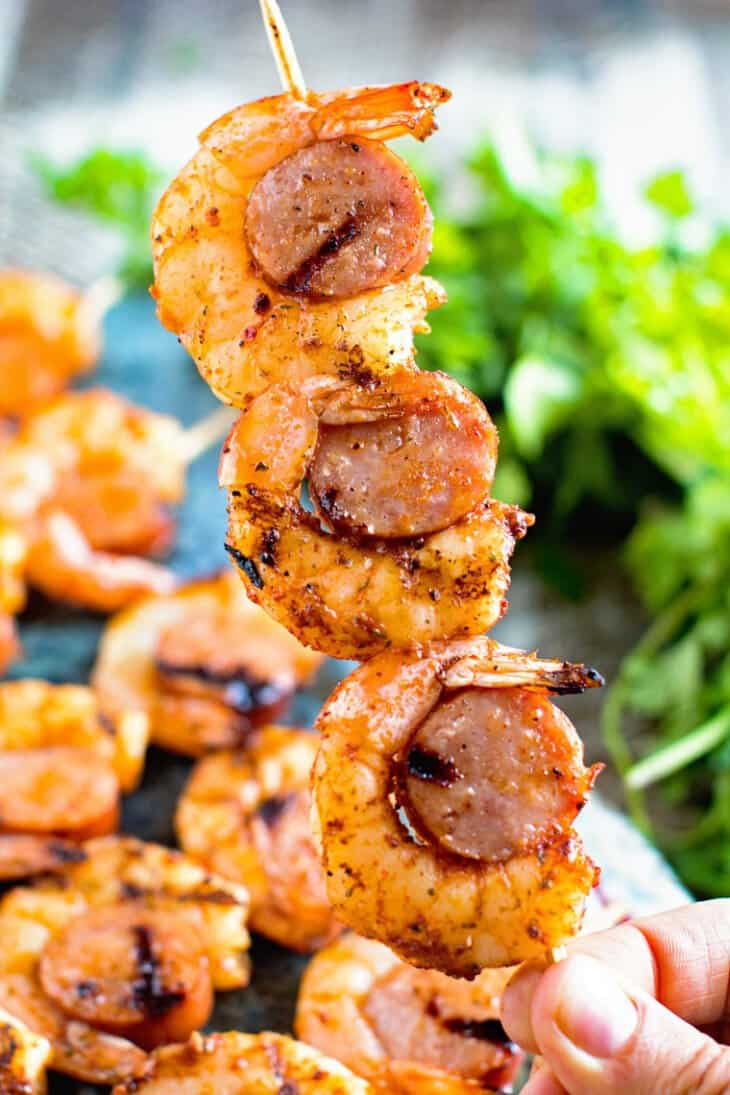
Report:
0,388,234,672
152,0,603,984
0,836,250,1085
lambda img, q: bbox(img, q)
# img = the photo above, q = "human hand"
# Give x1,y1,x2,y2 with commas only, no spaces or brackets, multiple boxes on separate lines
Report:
501,900,730,1094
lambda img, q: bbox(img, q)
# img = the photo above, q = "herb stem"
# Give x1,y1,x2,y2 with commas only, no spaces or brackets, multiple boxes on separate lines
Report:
626,706,730,791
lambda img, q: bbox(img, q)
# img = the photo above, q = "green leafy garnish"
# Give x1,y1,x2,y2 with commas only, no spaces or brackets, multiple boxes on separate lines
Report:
30,147,164,287
420,141,730,893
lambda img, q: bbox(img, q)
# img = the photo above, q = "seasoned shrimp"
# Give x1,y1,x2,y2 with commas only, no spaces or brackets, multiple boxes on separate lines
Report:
0,835,250,1084
0,679,148,792
24,511,176,611
176,726,340,951
0,1005,51,1094
0,269,101,418
221,374,528,659
93,570,322,755
152,82,449,407
0,680,147,855
0,393,179,614
111,1030,372,1094
16,388,186,556
312,638,603,976
0,835,86,881
296,933,523,1094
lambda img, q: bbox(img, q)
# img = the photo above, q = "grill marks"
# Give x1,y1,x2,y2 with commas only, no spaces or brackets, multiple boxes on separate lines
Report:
131,924,185,1020
155,657,286,716
245,136,432,299
225,543,265,590
283,215,362,294
37,905,214,1049
406,746,462,788
256,792,297,828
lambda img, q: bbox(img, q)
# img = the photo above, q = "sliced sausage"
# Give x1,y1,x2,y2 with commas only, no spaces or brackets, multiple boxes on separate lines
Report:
245,137,432,298
155,611,295,718
310,377,497,538
0,747,120,840
362,963,522,1088
39,904,213,1050
401,688,598,862
0,834,86,880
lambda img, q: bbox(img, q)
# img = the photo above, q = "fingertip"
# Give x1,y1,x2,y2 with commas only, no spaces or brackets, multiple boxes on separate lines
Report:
522,1063,569,1095
500,961,545,1054
531,953,637,1060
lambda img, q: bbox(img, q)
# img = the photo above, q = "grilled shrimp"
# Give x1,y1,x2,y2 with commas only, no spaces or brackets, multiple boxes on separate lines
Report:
151,82,449,407
0,681,148,857
0,679,148,792
176,726,340,951
16,388,185,556
0,835,250,1084
296,933,523,1094
92,570,323,756
0,835,86,882
221,374,528,660
312,638,603,976
111,1030,372,1094
24,510,175,612
0,1005,51,1094
0,269,100,418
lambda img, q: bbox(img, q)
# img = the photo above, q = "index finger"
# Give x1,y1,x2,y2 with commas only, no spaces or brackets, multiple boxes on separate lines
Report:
502,899,730,1053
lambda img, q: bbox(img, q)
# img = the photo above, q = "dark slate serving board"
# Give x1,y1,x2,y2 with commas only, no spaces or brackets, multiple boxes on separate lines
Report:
7,292,351,1094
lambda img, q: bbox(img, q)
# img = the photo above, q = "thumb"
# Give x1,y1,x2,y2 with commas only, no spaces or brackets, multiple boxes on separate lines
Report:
523,954,730,1095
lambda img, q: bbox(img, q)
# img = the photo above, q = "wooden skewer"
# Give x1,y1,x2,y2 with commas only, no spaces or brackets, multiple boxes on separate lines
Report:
548,945,568,965
78,275,125,328
181,404,237,466
259,0,307,99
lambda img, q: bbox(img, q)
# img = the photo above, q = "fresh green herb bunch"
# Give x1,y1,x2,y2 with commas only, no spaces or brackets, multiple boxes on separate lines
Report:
31,148,163,288
419,140,730,892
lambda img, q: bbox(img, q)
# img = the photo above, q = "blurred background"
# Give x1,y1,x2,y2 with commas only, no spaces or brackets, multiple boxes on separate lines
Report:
2,0,730,897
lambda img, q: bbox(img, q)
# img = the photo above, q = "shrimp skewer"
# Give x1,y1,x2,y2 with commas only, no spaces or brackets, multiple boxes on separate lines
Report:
259,0,307,99
221,374,529,659
0,836,250,1084
176,726,341,951
296,933,524,1094
92,570,322,756
312,638,603,977
151,77,449,408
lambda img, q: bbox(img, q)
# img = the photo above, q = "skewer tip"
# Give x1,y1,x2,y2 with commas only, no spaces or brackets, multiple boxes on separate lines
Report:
182,404,238,466
548,945,568,965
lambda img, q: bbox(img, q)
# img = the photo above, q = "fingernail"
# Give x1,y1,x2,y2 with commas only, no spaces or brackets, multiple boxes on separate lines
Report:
555,956,637,1058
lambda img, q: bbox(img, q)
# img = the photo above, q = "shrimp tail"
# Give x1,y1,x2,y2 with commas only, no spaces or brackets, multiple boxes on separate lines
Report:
312,82,452,142
440,645,605,695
